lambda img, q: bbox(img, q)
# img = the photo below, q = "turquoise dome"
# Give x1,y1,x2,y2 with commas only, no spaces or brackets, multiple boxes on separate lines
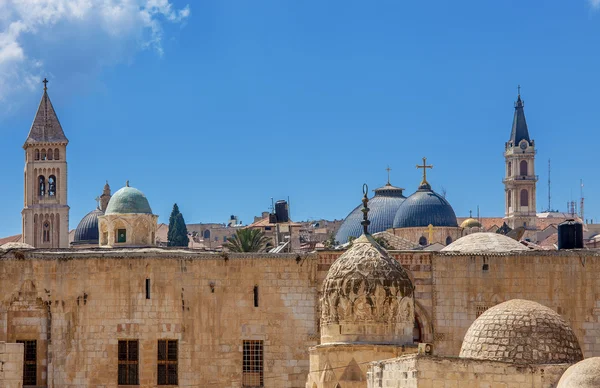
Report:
105,186,153,215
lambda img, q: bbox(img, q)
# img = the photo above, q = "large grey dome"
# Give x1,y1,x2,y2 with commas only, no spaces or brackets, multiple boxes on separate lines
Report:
393,183,457,228
73,209,103,245
335,184,406,244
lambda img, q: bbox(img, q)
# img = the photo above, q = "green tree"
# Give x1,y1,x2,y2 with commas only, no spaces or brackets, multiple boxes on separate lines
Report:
224,228,271,252
167,203,189,247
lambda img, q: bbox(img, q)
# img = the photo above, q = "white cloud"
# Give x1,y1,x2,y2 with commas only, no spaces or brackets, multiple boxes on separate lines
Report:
0,0,190,102
590,0,600,9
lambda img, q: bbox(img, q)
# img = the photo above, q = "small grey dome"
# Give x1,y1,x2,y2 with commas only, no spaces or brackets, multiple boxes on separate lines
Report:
441,233,529,253
460,299,583,365
105,186,153,215
73,209,103,245
335,184,406,244
557,357,600,388
393,183,457,228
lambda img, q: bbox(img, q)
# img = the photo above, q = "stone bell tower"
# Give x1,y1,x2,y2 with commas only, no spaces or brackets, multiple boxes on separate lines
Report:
21,79,70,248
503,87,537,230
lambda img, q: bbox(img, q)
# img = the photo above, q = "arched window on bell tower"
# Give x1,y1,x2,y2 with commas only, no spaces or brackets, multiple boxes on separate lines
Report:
520,189,529,207
507,191,512,209
48,175,56,197
38,176,46,197
43,221,50,243
520,160,528,176
507,161,512,177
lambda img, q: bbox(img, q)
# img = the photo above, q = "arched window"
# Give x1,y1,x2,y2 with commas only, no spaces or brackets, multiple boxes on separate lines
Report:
43,221,50,242
41,149,47,160
418,236,427,246
507,191,512,208
35,149,40,160
38,176,46,196
203,230,210,239
520,189,529,207
48,150,53,160
507,161,512,176
48,175,56,196
520,160,527,176
413,315,423,343
54,148,59,160
445,236,453,245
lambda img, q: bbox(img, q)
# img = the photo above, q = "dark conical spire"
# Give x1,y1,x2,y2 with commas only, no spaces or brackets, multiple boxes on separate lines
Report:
23,78,68,148
509,88,531,145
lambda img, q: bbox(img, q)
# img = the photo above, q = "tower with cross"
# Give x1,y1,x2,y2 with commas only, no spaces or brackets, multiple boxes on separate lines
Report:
503,86,537,230
21,78,70,248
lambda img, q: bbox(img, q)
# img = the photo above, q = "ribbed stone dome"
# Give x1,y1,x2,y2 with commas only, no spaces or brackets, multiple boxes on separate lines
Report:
105,186,153,215
441,233,529,253
335,184,406,244
460,299,583,365
321,234,414,344
392,183,457,228
73,209,103,245
557,357,600,388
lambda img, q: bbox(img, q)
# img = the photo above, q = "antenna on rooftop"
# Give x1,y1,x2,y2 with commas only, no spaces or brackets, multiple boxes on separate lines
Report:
547,159,551,212
580,179,585,224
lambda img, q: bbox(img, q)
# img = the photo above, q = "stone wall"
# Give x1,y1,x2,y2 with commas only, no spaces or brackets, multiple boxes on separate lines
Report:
0,249,318,387
367,354,568,388
0,342,24,388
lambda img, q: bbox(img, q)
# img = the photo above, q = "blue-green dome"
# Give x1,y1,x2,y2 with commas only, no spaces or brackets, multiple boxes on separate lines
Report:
393,182,457,228
105,186,153,215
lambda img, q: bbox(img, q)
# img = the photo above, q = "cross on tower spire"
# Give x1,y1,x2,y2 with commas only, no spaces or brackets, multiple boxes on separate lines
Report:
43,78,48,91
416,157,433,186
517,84,521,97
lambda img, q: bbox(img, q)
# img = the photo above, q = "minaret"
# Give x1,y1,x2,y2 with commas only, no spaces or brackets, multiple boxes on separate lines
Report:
503,87,537,230
21,79,70,248
100,181,112,212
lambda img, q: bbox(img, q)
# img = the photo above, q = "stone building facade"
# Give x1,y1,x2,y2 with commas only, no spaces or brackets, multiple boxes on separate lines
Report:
0,342,24,388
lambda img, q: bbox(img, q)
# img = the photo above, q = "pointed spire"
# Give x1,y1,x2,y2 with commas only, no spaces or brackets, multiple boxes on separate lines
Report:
509,86,531,145
24,78,68,147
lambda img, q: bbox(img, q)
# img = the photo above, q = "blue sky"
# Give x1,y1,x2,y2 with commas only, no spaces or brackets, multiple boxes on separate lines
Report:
1,0,599,237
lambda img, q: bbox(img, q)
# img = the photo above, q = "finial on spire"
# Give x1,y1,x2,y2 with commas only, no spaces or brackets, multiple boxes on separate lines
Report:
126,180,130,187
361,183,371,235
416,157,433,186
517,84,521,97
43,78,48,91
386,165,392,185
469,210,472,218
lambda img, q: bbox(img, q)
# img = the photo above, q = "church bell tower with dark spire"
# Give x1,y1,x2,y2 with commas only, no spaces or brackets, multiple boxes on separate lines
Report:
503,87,537,230
21,79,70,248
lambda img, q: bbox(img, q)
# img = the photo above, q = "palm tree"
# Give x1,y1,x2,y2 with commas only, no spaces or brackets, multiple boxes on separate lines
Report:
224,228,272,252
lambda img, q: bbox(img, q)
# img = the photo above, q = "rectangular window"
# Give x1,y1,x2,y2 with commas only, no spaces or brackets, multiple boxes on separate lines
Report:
118,340,139,385
157,340,178,385
253,286,259,308
117,229,127,243
242,340,263,387
16,340,36,386
146,279,151,299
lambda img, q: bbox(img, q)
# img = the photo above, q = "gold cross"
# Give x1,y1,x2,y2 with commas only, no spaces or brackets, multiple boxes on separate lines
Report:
386,166,392,185
416,157,433,185
425,224,434,244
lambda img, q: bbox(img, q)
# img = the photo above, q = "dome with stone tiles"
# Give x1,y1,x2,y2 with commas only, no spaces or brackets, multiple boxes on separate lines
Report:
556,357,600,388
105,184,153,215
441,232,529,253
320,233,414,344
335,183,406,245
460,299,583,365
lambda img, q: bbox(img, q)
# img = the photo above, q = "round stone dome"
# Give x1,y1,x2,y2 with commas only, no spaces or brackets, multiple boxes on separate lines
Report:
441,233,529,253
557,357,600,388
392,183,457,228
105,186,153,215
460,299,583,365
1,242,34,250
321,234,414,344
73,209,103,245
460,218,482,228
335,184,406,245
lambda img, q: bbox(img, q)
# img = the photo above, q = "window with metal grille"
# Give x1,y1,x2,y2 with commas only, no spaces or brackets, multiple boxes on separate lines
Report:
118,340,139,385
242,340,263,387
157,340,178,385
16,340,36,386
476,305,488,318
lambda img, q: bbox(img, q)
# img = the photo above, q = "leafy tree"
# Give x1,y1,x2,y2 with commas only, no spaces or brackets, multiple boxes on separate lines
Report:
167,203,189,247
323,233,339,249
224,228,271,252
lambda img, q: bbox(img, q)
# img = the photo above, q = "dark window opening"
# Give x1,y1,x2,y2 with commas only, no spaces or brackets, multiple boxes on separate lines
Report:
413,316,422,343
43,222,50,243
118,340,139,385
445,236,452,245
253,285,259,307
117,229,127,243
242,340,264,387
158,340,178,385
146,279,151,299
203,230,210,239
17,340,36,386
41,149,47,160
38,176,45,196
54,148,59,160
48,175,56,197
520,189,529,207
418,236,427,246
520,160,528,176
34,149,40,160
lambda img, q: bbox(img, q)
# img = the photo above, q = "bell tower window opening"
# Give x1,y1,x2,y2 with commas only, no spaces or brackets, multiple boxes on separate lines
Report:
54,148,59,160
34,149,40,160
507,191,512,208
48,175,56,197
43,222,50,242
507,161,512,176
41,149,47,160
38,176,45,196
47,150,53,160
520,160,528,176
520,189,529,207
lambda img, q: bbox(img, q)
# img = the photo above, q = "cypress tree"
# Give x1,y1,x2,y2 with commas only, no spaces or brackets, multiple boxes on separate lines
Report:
167,204,189,247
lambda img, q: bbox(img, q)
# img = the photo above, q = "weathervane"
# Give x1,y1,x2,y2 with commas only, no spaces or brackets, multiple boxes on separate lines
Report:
361,184,370,235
